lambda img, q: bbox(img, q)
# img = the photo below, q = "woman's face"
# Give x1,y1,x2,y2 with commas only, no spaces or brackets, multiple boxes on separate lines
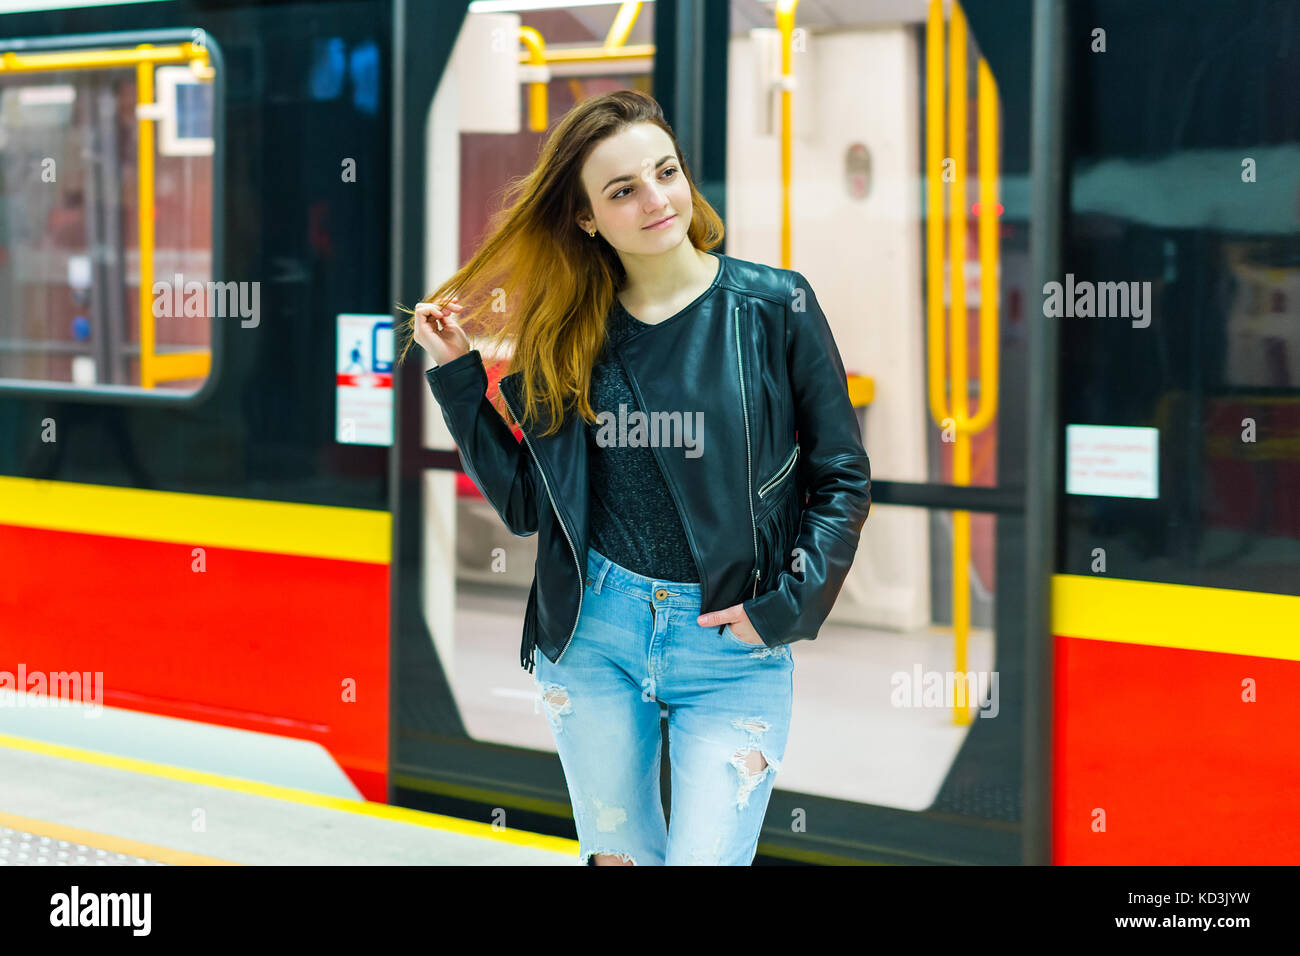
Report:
577,122,692,253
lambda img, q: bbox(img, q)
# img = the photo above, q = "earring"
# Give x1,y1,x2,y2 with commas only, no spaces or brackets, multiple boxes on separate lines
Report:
588,229,596,237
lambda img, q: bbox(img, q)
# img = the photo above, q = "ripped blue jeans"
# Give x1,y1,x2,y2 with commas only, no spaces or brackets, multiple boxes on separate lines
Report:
534,546,794,865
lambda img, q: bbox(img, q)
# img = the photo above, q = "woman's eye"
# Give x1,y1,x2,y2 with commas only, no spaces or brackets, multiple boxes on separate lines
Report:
612,167,678,200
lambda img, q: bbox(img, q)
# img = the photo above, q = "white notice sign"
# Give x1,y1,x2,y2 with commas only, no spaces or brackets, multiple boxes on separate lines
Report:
336,313,394,446
1066,424,1159,499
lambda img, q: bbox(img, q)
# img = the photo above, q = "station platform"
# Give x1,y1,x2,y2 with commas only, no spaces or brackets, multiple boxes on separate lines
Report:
0,734,579,866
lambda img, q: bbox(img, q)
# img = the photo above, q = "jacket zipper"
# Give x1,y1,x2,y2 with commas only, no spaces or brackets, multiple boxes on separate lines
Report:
734,306,760,598
498,387,582,667
758,444,800,499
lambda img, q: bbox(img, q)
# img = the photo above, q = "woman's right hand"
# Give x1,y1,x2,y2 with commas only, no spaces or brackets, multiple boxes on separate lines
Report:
412,297,471,366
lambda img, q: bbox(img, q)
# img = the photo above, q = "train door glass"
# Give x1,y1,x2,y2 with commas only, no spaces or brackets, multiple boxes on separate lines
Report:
719,0,1029,820
400,1,1032,857
407,5,659,753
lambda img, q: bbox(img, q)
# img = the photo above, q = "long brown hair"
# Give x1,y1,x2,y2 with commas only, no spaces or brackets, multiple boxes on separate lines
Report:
396,89,724,437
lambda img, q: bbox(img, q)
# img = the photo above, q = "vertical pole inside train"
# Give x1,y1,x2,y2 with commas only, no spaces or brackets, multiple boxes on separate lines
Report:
1025,0,1068,867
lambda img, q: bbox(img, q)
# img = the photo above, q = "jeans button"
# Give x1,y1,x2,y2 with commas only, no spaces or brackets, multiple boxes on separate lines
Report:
655,588,667,600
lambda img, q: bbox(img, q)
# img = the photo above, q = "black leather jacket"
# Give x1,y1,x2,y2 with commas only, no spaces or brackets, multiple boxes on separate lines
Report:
424,251,871,673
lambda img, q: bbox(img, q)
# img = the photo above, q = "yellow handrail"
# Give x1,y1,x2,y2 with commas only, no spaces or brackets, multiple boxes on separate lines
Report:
137,43,213,387
776,0,799,269
515,43,653,64
517,3,646,130
926,0,947,428
137,46,156,389
518,27,548,132
925,0,1001,725
970,58,1000,432
603,1,642,48
0,42,209,74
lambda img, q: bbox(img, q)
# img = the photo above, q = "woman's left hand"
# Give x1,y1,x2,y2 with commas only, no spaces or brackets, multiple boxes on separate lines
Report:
697,605,765,644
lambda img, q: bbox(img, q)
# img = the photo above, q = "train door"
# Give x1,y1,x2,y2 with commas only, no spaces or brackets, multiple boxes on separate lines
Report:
390,0,1041,865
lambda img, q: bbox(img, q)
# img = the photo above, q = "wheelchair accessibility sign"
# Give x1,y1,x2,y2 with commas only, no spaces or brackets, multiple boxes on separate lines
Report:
336,313,393,446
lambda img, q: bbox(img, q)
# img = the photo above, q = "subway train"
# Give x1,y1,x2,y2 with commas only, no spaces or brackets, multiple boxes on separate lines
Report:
0,0,1296,865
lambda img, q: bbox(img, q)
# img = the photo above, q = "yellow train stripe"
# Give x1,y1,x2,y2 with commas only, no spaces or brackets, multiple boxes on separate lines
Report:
0,476,390,564
0,810,238,866
1052,574,1300,660
0,733,579,857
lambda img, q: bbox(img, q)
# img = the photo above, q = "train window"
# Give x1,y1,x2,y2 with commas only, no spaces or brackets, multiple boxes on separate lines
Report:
1060,0,1300,596
0,35,217,396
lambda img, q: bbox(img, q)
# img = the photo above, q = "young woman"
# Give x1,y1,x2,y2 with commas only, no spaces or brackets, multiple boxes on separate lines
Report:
403,90,871,865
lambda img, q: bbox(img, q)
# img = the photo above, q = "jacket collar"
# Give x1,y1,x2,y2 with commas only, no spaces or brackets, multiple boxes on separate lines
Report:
494,251,729,421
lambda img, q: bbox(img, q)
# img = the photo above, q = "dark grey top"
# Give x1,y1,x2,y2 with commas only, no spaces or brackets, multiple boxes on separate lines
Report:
585,299,699,583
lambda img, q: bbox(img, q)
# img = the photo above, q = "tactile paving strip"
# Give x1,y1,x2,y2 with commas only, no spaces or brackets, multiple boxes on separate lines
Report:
0,826,167,866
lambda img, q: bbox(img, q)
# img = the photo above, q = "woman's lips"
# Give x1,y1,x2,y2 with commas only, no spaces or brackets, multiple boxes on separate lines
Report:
644,214,676,230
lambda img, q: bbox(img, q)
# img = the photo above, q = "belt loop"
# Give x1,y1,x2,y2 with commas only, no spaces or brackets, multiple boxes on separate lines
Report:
589,551,612,594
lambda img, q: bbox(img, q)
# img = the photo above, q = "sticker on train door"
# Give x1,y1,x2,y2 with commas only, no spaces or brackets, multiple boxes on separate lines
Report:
336,313,393,445
1065,424,1159,498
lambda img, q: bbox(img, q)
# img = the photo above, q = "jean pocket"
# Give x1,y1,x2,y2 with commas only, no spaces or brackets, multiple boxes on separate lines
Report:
722,623,767,649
